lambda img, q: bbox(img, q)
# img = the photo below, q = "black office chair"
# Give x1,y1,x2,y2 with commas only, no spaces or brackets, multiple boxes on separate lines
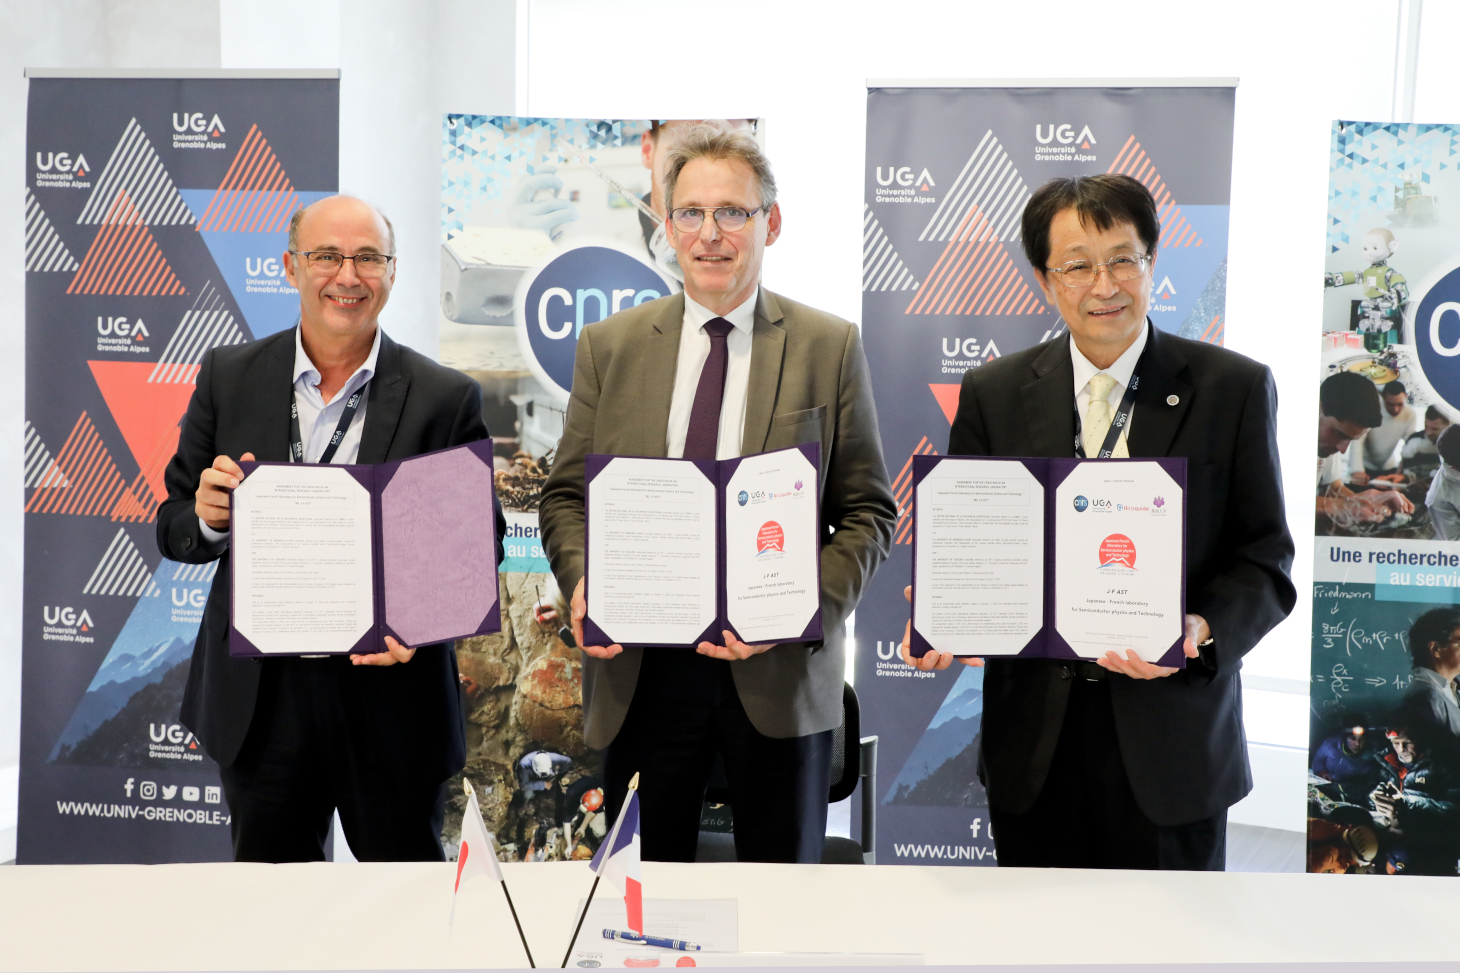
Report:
694,682,879,864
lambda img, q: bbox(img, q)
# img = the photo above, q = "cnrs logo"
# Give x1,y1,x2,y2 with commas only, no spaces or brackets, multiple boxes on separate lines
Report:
35,151,90,175
43,606,94,629
876,167,935,191
246,257,284,277
173,112,225,136
96,316,150,339
172,587,207,608
1035,124,1097,148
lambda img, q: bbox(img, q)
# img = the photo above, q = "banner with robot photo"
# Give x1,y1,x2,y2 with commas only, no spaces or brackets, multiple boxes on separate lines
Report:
1310,120,1460,876
859,85,1235,865
20,75,338,862
438,116,760,863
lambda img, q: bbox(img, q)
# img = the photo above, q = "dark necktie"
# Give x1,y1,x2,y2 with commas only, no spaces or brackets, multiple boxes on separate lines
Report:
683,317,734,460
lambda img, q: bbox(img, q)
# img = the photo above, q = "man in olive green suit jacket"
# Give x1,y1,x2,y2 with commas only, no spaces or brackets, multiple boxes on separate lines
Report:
538,126,895,863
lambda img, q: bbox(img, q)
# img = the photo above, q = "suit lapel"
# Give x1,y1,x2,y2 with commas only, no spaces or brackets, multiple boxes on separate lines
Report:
637,293,686,458
1128,325,1192,458
1020,334,1078,457
741,289,786,455
356,330,408,464
255,331,297,462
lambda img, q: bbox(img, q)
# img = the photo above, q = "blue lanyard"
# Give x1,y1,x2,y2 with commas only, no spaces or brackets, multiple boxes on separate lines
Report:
289,382,368,464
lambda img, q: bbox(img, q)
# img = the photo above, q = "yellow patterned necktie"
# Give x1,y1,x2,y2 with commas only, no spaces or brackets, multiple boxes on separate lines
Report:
1082,372,1129,458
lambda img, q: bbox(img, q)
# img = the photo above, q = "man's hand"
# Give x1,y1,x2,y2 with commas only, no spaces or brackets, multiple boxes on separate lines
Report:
1096,613,1206,679
698,630,776,661
572,577,623,659
1361,488,1414,516
1349,470,1370,486
195,452,255,530
897,585,984,672
351,635,416,666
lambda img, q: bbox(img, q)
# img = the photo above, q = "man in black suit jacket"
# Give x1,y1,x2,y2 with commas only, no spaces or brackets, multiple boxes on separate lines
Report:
902,174,1295,870
157,195,501,862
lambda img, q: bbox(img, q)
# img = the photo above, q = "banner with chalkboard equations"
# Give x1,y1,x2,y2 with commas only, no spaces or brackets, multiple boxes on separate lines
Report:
1309,121,1460,876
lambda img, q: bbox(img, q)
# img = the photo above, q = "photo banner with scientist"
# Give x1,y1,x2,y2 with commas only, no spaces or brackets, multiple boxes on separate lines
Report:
437,116,760,864
1310,120,1460,877
857,83,1235,866
20,73,338,863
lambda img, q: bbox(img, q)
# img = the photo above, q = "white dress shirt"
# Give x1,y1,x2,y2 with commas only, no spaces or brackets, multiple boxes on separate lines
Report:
1071,321,1149,454
665,288,757,460
198,325,381,546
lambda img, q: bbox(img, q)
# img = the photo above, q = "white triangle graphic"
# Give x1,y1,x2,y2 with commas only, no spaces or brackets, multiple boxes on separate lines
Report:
82,527,161,598
77,118,195,226
23,421,68,488
918,130,1028,243
24,188,79,272
863,205,919,292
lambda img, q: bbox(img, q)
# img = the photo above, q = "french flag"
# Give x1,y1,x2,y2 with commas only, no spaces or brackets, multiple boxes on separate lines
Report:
589,788,643,934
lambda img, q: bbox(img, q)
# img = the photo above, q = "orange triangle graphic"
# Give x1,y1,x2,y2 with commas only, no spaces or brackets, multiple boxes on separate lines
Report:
67,193,186,296
196,124,300,233
88,361,195,504
929,384,961,424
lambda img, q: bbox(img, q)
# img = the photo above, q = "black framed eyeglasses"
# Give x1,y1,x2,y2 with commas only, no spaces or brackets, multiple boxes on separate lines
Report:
1045,253,1149,287
289,251,396,278
669,206,764,233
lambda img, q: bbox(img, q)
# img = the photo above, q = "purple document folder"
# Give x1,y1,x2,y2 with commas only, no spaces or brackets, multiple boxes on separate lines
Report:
909,456,1187,668
229,440,501,658
582,444,823,648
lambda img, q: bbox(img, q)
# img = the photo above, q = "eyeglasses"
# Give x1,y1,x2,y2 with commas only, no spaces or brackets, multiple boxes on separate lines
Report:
289,251,396,278
1045,253,1149,288
669,206,764,233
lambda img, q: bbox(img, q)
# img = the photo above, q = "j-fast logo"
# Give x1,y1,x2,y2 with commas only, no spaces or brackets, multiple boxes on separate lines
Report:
35,151,90,176
96,316,150,340
876,167,936,191
173,112,226,137
43,606,93,629
1035,124,1097,148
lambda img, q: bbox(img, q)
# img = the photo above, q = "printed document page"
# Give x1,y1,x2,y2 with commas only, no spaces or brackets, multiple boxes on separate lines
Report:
723,448,821,644
587,457,717,645
914,459,1045,656
1053,461,1183,661
231,464,374,654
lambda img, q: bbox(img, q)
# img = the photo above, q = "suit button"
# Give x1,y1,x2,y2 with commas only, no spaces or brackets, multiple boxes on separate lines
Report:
1058,666,1072,680
182,536,193,550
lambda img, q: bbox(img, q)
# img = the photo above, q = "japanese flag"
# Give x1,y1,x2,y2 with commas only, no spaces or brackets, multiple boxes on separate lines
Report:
589,788,642,934
455,788,504,893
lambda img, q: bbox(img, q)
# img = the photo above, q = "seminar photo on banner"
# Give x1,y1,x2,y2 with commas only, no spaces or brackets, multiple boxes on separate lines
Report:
1309,119,1460,877
859,82,1235,865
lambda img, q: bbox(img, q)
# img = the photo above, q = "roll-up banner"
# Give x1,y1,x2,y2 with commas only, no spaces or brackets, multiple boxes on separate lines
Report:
1309,121,1460,877
437,116,761,860
859,81,1235,864
20,71,338,863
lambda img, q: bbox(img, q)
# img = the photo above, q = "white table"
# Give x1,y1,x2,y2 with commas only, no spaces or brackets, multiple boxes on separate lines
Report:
2,860,1458,969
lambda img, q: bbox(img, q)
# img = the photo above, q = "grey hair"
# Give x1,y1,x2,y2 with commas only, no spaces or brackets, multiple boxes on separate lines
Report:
662,124,777,213
286,195,396,253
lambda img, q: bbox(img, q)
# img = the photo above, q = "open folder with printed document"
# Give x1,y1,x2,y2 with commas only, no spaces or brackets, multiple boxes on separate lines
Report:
583,444,822,648
910,456,1186,665
228,441,501,656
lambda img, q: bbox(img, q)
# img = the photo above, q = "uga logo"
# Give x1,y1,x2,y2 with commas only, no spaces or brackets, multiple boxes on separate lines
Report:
96,316,150,339
35,152,90,175
876,167,935,190
43,606,94,629
171,587,207,608
173,112,226,136
1035,124,1097,148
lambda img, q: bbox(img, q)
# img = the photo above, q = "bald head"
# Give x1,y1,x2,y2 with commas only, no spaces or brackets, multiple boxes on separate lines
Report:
288,195,395,255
